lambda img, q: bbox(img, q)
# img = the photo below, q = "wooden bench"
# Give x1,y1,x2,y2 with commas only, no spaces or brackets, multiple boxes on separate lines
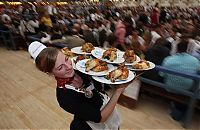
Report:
140,65,200,128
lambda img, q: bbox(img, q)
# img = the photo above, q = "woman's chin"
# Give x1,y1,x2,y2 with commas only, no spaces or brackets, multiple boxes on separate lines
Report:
64,69,75,78
70,70,75,77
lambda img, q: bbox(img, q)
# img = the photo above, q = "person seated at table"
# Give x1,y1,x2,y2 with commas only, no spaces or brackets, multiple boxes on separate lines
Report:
25,14,39,36
142,39,171,82
160,40,199,121
49,28,85,49
50,25,62,40
40,11,53,28
103,33,117,50
82,24,98,47
28,41,132,130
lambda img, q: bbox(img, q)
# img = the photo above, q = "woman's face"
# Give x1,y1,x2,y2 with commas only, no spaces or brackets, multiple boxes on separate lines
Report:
52,51,74,78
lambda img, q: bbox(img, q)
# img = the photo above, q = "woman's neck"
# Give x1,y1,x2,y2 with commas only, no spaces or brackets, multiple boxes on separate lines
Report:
55,73,83,89
69,73,83,88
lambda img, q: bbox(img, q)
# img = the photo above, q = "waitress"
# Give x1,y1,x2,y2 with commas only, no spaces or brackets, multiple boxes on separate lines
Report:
28,41,133,130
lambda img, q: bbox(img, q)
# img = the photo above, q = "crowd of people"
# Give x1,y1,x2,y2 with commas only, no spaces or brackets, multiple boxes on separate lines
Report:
1,2,200,129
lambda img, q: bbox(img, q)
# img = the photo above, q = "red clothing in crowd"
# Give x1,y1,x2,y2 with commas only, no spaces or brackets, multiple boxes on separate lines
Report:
114,21,126,45
151,9,159,25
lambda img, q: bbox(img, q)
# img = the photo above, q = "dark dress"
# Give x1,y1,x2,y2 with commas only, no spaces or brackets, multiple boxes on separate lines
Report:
56,72,104,130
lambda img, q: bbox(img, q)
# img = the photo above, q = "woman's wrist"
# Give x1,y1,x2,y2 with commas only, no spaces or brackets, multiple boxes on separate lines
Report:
113,89,124,96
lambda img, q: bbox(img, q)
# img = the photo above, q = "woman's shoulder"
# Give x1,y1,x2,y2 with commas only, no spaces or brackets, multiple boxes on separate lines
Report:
163,54,175,61
56,87,84,102
162,54,180,66
182,53,199,61
163,53,199,66
185,54,200,65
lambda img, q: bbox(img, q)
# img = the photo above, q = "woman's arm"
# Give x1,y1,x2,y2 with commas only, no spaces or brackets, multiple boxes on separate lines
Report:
58,82,132,123
100,82,131,122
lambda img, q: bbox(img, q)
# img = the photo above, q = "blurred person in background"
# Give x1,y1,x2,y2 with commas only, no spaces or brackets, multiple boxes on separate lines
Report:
161,40,199,122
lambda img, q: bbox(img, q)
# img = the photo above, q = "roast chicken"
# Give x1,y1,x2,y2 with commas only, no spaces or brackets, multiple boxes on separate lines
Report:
132,60,150,69
85,59,108,72
102,48,117,62
81,43,95,53
74,55,90,63
106,64,129,82
123,50,136,63
61,47,76,58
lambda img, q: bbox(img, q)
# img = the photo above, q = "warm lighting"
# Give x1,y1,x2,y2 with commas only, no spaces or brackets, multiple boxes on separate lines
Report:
89,0,99,2
0,2,4,5
56,2,68,5
5,2,22,5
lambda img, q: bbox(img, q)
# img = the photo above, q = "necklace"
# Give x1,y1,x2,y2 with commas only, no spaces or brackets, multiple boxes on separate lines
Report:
84,87,93,98
70,74,83,88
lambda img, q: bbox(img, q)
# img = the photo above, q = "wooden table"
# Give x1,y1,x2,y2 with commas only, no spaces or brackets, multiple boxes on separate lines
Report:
118,71,145,109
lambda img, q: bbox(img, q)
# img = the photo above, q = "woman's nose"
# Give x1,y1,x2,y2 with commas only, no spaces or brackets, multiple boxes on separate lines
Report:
64,59,72,69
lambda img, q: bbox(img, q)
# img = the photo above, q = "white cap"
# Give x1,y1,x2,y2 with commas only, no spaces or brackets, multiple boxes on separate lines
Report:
28,41,47,60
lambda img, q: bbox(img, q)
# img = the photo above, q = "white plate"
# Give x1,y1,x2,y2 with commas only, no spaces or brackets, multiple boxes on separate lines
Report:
92,70,135,85
71,46,96,55
70,56,91,70
125,55,141,66
127,61,155,71
116,52,141,65
91,47,125,64
76,59,115,76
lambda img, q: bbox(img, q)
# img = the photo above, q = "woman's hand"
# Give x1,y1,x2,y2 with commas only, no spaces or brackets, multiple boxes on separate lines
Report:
100,80,133,122
100,80,134,122
113,80,133,94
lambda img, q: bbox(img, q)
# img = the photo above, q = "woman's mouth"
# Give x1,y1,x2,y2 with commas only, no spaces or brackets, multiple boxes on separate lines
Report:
65,69,74,77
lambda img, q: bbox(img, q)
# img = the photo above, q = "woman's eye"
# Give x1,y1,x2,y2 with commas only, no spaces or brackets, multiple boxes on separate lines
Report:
65,57,69,62
58,66,62,70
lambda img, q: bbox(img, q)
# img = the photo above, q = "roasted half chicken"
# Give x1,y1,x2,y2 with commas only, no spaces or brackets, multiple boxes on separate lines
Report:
132,60,150,69
106,64,129,82
123,50,136,63
61,47,76,58
85,59,108,72
81,43,95,53
75,55,90,63
102,48,117,62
